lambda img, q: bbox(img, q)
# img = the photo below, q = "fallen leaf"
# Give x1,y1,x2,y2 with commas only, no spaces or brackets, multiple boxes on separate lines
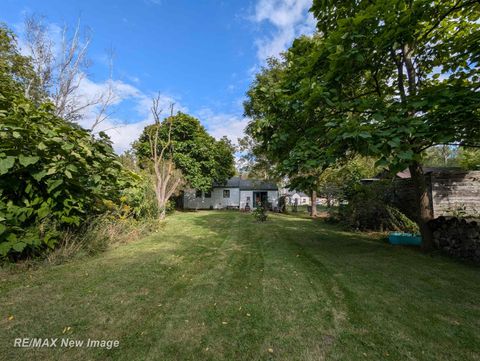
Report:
8,315,14,321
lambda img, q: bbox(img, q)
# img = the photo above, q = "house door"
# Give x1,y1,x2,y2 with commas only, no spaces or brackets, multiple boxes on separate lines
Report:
253,192,268,208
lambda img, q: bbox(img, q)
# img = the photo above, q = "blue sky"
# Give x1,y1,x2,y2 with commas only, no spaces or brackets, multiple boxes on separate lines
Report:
1,0,315,153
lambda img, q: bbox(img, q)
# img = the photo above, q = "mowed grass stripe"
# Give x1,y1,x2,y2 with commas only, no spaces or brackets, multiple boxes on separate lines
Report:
1,211,480,361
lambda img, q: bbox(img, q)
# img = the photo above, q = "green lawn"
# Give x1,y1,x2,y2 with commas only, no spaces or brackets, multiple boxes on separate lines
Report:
1,211,479,361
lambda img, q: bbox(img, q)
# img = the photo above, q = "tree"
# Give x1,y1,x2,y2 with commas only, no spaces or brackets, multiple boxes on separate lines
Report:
0,25,39,97
318,156,378,206
422,145,458,167
147,97,184,220
306,0,480,250
23,15,116,127
457,148,480,170
244,41,341,217
237,135,280,180
134,109,235,194
247,1,479,248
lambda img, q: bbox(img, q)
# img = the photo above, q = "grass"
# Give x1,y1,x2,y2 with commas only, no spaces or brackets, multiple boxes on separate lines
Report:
1,211,479,361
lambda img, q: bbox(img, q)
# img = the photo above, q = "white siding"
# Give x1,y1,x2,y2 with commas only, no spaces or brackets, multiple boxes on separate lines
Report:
183,188,240,209
288,193,310,205
240,190,253,209
268,190,279,208
239,190,279,209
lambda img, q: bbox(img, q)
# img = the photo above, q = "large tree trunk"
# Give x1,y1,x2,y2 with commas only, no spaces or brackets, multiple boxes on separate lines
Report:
409,161,434,251
310,190,317,217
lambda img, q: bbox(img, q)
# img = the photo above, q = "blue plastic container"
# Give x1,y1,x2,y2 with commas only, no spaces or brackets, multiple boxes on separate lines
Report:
388,232,422,246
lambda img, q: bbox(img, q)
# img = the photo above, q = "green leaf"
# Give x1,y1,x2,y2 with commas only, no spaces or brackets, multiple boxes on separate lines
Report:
37,203,50,219
0,157,15,175
398,150,414,160
37,142,47,151
32,170,47,182
19,155,40,167
0,242,11,256
47,179,63,192
12,241,26,252
358,132,371,139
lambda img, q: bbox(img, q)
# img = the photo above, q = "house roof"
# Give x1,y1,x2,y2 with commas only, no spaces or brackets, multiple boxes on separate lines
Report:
213,176,278,190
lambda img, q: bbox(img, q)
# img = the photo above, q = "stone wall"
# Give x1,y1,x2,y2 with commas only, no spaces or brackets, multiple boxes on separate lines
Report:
429,216,480,263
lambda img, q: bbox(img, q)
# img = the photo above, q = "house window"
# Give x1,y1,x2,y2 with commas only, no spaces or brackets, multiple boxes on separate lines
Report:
204,191,211,198
195,190,202,198
223,190,230,198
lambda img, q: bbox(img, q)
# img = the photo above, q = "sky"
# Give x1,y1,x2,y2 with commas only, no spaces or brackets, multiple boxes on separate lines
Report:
0,0,316,153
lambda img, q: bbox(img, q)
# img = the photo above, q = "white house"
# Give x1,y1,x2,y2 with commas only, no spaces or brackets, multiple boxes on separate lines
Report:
280,189,328,206
285,191,311,205
183,177,279,210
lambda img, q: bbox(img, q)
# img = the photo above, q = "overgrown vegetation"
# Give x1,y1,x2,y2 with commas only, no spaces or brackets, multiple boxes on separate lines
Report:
0,21,235,263
0,24,164,261
329,181,419,234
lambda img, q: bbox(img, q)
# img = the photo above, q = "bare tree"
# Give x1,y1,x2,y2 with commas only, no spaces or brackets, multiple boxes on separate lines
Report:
90,48,117,131
24,14,54,100
148,94,184,220
52,19,92,121
23,15,114,126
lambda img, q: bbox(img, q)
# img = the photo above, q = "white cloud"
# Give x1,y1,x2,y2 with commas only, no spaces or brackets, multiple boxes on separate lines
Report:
100,118,153,154
196,108,249,145
252,0,316,61
76,80,184,153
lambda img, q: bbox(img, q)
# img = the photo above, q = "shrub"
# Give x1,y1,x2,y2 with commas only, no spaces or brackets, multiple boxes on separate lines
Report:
333,181,419,233
0,89,137,259
253,202,268,222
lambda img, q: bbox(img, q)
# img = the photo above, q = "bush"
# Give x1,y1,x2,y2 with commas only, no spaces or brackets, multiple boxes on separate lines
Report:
0,87,138,259
253,202,268,222
0,25,156,261
332,181,419,233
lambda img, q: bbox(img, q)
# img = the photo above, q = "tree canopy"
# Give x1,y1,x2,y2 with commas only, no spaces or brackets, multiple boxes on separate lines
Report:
134,112,235,191
245,0,480,249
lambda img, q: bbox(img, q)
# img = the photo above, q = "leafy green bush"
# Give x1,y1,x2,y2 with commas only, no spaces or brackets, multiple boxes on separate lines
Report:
253,202,268,222
0,90,135,259
0,24,156,261
332,181,419,233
